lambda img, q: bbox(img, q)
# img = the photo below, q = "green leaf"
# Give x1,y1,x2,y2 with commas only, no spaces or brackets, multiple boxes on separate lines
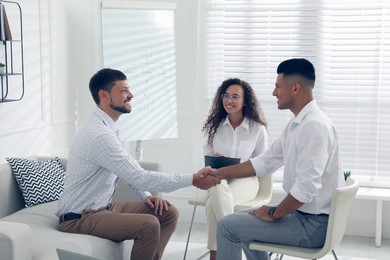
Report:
344,170,351,181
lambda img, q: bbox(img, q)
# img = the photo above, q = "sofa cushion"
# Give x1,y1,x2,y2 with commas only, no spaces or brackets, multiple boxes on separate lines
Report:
5,157,66,207
1,201,131,260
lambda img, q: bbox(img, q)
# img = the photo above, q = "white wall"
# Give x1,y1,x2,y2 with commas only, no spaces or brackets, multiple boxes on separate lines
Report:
0,0,388,240
0,0,74,159
0,0,104,159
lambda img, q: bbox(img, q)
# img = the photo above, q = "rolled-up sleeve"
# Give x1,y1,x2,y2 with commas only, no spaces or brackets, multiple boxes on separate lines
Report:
250,136,284,177
289,120,332,203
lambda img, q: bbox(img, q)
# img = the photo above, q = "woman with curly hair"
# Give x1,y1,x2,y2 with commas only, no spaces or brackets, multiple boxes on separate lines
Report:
202,78,268,260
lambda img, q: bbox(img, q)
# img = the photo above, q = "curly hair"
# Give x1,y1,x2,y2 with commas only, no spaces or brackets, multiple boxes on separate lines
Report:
202,78,268,145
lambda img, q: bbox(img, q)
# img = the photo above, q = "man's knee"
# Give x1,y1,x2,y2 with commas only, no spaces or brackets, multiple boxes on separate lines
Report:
169,204,179,218
137,215,160,241
163,204,179,225
144,215,160,228
217,214,233,236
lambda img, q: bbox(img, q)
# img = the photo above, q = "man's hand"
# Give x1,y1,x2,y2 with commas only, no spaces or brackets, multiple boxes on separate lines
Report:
192,167,221,190
145,196,171,215
249,205,276,222
199,167,222,180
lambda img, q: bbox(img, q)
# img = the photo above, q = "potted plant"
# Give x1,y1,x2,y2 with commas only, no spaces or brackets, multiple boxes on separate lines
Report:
0,63,5,74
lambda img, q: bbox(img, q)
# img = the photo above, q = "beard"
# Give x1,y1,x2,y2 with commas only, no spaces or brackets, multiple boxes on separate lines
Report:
109,102,131,114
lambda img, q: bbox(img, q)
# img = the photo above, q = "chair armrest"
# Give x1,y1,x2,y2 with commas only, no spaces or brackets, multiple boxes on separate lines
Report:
0,221,32,260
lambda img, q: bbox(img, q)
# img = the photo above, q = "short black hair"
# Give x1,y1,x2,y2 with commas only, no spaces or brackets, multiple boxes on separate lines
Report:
277,58,315,83
89,68,127,104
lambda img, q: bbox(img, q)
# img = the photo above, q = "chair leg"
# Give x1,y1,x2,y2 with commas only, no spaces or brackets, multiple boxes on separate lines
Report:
331,249,338,260
183,205,198,260
195,251,210,260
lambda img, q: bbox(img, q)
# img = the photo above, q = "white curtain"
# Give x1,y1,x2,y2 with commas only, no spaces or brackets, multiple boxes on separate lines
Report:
198,0,390,187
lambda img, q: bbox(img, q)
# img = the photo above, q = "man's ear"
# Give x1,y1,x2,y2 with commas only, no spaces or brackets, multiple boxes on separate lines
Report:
292,82,301,94
98,89,109,103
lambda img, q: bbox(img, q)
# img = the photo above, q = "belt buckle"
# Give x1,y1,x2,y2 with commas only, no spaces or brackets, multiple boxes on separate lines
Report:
59,214,66,224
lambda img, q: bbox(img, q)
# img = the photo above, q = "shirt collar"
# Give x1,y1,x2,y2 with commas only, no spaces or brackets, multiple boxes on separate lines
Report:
221,116,250,130
292,100,319,124
94,107,119,135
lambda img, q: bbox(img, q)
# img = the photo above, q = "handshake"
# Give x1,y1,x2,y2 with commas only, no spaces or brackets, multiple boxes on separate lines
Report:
192,167,222,190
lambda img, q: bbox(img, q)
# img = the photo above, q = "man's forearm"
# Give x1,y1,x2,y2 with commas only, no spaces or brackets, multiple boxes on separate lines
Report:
216,160,256,179
273,193,304,219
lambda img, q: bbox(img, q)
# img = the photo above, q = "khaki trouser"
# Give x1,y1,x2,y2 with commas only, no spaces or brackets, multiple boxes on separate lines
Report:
59,201,179,260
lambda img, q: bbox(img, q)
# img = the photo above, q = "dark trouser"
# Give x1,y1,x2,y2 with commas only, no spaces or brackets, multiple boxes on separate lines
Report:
217,209,328,260
59,202,179,260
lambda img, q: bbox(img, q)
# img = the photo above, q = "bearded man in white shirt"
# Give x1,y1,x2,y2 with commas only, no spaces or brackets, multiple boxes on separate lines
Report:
207,58,345,260
57,68,220,260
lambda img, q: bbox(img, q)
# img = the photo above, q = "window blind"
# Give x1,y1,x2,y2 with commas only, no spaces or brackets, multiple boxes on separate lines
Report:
199,0,390,187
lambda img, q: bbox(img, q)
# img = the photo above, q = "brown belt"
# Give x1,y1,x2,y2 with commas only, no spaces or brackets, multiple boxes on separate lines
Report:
59,212,82,224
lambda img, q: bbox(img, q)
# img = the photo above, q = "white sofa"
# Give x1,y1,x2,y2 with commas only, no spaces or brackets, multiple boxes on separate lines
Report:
0,156,161,260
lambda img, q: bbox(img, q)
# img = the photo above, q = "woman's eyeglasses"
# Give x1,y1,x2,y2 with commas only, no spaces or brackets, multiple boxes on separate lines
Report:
221,93,241,102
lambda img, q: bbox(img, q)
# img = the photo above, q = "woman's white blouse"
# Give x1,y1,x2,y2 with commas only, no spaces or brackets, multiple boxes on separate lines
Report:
204,117,268,162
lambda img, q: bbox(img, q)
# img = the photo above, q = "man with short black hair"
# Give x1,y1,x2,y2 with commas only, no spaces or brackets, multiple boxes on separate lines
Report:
207,58,345,260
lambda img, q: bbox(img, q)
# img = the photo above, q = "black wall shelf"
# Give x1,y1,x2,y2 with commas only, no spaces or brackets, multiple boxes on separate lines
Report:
0,0,24,103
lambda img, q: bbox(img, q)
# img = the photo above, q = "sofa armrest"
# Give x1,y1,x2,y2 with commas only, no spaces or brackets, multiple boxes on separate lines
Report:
0,221,32,260
0,163,25,218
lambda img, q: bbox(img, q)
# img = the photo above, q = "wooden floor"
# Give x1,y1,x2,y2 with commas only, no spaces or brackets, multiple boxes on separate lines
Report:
168,222,390,260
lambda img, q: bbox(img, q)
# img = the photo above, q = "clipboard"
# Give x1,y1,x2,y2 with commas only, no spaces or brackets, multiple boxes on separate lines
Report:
204,155,240,169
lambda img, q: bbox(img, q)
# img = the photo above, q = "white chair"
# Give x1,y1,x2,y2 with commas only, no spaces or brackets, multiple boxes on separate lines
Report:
249,177,359,260
183,174,273,260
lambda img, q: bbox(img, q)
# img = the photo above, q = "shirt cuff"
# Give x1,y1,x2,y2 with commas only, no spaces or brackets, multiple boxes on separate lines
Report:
290,184,311,203
249,157,263,176
181,174,194,187
141,191,152,201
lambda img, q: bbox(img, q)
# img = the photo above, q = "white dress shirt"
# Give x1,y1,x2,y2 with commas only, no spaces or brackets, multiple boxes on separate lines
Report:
57,108,192,216
250,100,345,214
204,117,268,162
